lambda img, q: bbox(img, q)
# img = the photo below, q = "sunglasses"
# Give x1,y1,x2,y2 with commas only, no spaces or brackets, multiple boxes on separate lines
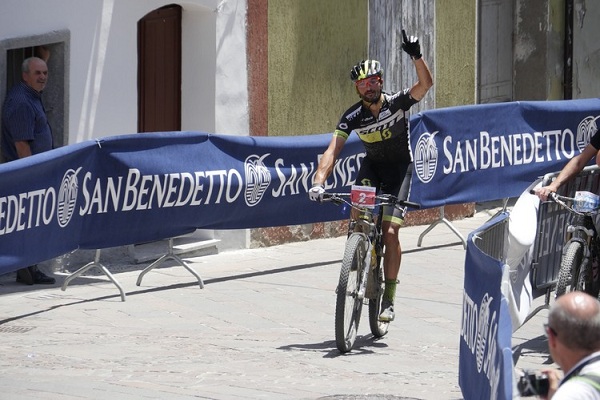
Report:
355,76,381,89
544,323,557,338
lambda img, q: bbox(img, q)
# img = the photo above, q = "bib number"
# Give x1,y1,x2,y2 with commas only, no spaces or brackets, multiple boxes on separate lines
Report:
351,185,376,208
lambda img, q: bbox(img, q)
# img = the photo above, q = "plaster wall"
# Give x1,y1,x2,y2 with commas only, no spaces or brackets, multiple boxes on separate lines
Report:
267,0,368,137
435,0,477,107
572,0,600,99
0,0,248,144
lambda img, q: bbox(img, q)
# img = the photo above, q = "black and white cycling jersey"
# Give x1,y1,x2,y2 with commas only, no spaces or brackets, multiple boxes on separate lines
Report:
333,89,418,164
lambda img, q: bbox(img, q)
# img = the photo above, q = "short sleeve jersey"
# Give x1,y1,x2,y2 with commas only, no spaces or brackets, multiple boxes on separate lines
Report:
1,81,53,162
333,89,418,164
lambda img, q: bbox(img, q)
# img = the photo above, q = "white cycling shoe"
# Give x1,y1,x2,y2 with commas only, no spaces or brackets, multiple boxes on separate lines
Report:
379,299,395,322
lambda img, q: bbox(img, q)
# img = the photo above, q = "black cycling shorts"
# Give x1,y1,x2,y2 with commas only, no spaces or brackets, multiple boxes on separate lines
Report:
355,158,413,225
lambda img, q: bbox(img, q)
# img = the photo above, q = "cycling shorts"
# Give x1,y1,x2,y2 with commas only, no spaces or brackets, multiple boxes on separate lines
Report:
355,158,413,225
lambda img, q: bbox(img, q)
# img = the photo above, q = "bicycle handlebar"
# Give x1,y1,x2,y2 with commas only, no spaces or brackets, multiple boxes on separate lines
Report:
319,192,421,210
529,189,600,215
529,190,570,203
530,189,588,204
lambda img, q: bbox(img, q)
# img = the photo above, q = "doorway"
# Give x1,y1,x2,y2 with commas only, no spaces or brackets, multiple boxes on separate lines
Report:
478,0,514,103
137,4,182,133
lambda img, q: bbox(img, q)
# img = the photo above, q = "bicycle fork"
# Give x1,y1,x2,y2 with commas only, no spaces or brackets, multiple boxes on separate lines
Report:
356,241,373,301
566,216,596,289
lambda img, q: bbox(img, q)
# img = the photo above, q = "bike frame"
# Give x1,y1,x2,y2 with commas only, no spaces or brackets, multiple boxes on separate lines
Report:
348,207,381,301
321,189,420,352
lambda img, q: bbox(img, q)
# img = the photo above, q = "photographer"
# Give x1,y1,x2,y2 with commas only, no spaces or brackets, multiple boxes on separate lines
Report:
538,292,600,399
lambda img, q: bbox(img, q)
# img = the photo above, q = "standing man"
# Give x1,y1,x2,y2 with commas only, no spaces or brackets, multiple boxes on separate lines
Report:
541,291,600,399
1,55,56,285
308,30,433,322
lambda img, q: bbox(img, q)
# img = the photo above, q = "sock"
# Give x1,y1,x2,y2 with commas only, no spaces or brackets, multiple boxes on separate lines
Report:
383,279,397,303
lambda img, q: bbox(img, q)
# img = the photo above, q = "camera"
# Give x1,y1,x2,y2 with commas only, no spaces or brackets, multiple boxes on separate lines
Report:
517,371,550,397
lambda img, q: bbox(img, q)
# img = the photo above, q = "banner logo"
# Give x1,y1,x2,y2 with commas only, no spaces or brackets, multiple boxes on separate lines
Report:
576,115,600,152
462,290,501,400
415,131,438,183
57,168,81,227
244,154,271,207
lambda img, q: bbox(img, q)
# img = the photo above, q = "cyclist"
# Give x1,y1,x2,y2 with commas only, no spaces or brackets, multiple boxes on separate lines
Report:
308,31,433,322
534,118,600,201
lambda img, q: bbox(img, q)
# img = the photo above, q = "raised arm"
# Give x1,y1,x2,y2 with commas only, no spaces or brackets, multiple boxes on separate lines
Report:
401,29,433,101
409,58,433,101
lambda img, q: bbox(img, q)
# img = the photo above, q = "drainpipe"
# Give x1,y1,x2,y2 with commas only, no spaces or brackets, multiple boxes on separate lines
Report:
564,0,573,99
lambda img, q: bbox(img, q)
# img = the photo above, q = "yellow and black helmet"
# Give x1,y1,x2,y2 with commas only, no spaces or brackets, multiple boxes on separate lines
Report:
350,59,383,82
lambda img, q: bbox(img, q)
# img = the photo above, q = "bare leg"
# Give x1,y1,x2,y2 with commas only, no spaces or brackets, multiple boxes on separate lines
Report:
382,221,401,280
379,221,401,322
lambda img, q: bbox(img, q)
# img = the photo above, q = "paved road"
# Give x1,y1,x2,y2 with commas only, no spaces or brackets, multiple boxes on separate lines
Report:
0,204,553,399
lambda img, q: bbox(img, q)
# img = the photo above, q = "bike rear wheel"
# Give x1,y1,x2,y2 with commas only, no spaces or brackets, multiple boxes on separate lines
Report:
368,256,389,338
335,233,367,353
556,241,584,297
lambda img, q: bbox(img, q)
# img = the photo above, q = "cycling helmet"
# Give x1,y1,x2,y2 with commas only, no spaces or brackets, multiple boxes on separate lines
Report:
350,59,383,82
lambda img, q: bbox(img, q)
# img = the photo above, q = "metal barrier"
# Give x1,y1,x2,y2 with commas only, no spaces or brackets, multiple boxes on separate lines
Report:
529,165,600,291
467,166,600,327
471,212,509,262
519,165,600,324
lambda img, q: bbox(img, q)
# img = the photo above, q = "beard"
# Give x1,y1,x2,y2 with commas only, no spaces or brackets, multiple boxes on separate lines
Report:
360,89,381,104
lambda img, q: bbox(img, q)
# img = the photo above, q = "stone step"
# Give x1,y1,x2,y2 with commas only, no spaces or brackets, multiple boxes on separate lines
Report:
130,237,220,264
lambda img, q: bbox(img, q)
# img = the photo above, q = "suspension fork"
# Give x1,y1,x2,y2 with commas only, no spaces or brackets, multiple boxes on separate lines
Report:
565,215,595,245
357,240,373,301
355,218,376,301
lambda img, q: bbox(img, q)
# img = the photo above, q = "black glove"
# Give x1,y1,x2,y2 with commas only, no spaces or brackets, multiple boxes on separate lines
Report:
402,29,422,60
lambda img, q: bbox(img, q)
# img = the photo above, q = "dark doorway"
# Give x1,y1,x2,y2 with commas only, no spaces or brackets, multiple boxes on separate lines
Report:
478,0,514,103
137,4,182,133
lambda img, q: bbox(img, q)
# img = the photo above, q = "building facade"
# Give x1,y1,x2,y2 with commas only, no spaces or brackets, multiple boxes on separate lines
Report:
1,0,598,256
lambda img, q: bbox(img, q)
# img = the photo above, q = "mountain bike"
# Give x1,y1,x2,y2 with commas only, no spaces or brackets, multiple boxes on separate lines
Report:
546,191,600,299
319,186,420,353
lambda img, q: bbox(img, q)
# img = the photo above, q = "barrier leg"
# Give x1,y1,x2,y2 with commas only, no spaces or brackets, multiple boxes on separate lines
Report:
417,206,467,249
519,287,552,327
61,249,126,302
136,238,204,288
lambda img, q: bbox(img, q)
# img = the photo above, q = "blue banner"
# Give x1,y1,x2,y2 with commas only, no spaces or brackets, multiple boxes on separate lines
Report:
409,98,600,208
1,98,599,274
0,132,363,273
459,213,514,400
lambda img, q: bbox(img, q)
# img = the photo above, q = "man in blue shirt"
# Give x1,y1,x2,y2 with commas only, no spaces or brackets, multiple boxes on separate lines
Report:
1,56,55,284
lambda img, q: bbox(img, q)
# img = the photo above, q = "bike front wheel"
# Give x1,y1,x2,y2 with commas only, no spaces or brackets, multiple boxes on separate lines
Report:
335,233,368,353
574,248,600,298
556,241,584,298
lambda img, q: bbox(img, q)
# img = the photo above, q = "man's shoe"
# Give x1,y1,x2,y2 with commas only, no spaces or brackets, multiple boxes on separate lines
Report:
29,266,56,285
379,299,395,322
16,268,34,285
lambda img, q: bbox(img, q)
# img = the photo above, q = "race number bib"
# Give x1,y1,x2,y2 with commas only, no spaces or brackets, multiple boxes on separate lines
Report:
351,185,376,208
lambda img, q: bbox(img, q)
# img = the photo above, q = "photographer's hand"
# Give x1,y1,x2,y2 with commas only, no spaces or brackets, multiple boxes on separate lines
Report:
541,369,561,399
